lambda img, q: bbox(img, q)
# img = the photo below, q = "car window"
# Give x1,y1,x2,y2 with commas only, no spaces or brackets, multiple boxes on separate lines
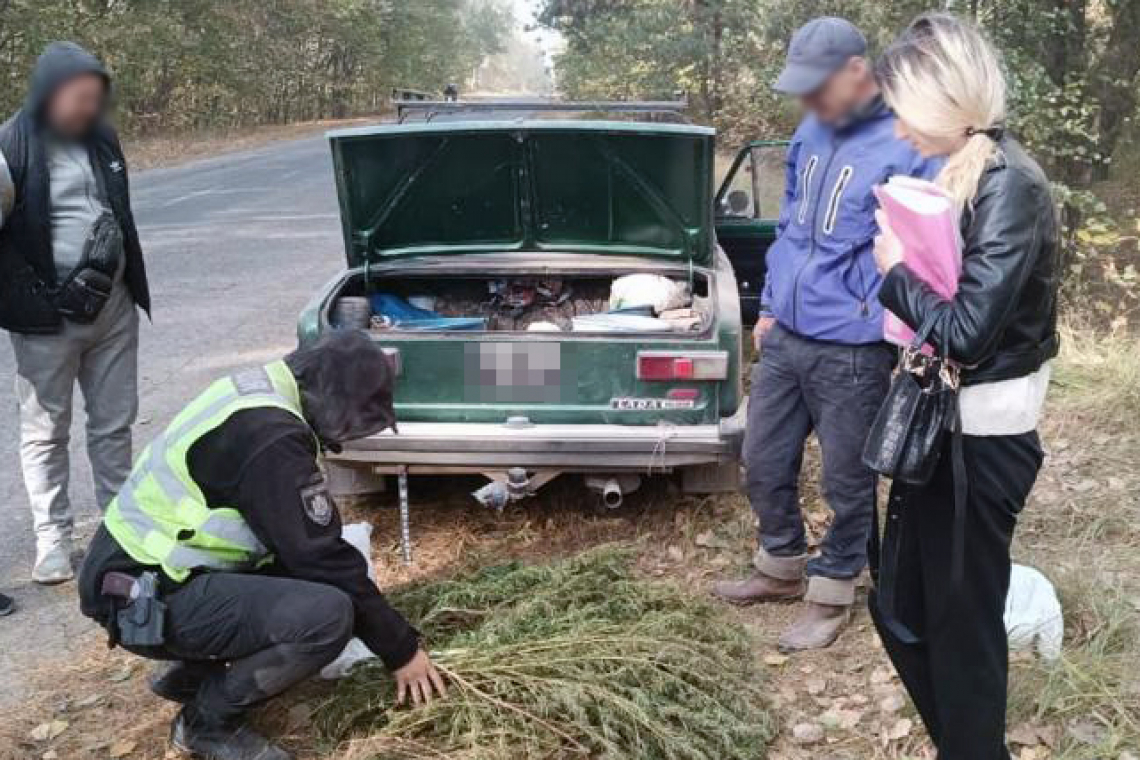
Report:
718,150,757,219
750,144,786,222
716,142,787,221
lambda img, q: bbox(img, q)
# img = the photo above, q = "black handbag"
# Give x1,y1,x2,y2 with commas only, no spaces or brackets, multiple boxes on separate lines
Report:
865,310,968,645
862,310,960,485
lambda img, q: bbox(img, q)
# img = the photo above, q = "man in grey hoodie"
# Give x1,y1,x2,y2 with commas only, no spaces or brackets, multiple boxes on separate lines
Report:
0,42,149,584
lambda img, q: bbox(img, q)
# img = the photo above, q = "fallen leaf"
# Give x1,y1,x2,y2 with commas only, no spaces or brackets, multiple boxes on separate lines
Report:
763,653,789,667
879,692,906,714
72,694,103,710
870,665,895,685
805,677,827,695
29,720,69,742
883,717,913,742
1008,723,1042,746
694,530,730,549
791,722,824,744
109,740,137,758
821,708,863,730
1067,718,1106,745
108,665,135,683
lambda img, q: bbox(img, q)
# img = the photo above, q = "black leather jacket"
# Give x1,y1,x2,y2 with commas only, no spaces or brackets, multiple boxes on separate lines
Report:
879,136,1060,386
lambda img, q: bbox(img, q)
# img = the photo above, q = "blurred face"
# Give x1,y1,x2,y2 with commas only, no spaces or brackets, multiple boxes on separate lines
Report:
45,74,105,138
893,116,964,158
800,57,872,124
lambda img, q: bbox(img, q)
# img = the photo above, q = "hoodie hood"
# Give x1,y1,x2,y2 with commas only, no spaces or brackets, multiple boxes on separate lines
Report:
284,331,398,450
26,41,111,124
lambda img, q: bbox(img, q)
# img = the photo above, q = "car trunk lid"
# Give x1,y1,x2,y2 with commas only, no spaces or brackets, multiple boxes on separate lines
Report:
327,121,716,267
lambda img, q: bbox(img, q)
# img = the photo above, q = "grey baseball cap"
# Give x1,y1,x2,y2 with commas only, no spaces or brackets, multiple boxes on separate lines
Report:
774,17,867,96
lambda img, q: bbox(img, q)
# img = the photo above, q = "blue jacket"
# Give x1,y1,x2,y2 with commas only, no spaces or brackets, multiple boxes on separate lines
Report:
762,98,938,344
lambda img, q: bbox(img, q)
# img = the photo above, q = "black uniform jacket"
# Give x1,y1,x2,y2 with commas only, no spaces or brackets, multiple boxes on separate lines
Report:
879,136,1060,385
79,407,418,670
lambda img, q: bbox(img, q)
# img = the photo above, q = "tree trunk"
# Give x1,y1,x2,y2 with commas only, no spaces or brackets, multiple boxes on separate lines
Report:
1090,0,1140,180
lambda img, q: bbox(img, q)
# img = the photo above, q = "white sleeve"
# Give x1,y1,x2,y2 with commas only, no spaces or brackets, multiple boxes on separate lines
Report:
0,150,14,229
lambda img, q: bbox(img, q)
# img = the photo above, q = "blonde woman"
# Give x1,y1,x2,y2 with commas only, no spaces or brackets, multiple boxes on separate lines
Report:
870,14,1059,759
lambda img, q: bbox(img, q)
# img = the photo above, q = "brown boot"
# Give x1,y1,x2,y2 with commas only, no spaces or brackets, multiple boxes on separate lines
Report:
777,601,850,653
711,570,806,605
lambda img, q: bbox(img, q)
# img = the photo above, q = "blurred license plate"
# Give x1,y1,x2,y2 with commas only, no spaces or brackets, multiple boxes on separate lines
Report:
463,343,566,404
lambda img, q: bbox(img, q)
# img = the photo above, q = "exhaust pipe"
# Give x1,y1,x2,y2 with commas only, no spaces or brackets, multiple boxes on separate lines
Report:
601,479,624,509
585,475,641,510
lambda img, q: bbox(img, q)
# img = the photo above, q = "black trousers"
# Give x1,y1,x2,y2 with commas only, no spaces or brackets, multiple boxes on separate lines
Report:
870,431,1043,760
125,573,355,723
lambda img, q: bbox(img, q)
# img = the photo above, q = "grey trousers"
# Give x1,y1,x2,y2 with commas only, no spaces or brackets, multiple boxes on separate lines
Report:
743,323,893,604
9,284,138,554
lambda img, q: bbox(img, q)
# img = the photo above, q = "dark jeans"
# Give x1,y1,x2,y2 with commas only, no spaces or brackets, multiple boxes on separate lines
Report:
124,573,354,723
744,323,893,581
870,431,1044,760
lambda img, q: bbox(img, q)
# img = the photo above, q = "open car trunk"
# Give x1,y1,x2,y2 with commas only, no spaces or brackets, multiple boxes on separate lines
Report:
319,263,736,426
327,271,712,336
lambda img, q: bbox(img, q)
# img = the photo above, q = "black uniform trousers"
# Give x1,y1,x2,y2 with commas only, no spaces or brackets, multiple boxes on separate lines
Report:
124,572,355,724
870,430,1043,760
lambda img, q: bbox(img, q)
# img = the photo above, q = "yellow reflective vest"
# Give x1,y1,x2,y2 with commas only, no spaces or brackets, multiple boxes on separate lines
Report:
104,360,309,582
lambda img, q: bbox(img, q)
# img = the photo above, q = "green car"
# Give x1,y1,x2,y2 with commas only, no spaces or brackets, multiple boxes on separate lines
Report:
298,114,783,507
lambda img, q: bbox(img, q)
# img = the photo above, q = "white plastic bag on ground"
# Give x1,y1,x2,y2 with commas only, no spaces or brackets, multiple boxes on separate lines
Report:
609,274,691,314
1004,564,1063,661
320,522,379,679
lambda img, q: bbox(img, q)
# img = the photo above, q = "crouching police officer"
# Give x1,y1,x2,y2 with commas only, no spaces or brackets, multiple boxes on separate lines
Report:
79,331,445,760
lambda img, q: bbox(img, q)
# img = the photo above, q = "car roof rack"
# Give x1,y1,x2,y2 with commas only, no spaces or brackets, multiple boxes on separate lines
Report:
394,98,691,124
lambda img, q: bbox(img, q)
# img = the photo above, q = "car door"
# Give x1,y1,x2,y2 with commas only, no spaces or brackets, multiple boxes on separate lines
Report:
715,141,788,326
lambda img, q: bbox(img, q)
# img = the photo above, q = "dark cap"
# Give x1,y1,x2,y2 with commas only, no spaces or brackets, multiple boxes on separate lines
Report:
774,17,867,96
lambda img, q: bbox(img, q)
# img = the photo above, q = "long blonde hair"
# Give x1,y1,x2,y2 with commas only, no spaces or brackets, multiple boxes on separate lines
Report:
877,14,1006,208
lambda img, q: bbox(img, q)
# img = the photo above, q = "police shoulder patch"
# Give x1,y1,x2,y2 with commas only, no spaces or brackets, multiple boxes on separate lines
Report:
300,473,336,527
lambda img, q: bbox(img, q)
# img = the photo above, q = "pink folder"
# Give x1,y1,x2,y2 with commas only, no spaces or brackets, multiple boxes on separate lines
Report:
874,178,961,351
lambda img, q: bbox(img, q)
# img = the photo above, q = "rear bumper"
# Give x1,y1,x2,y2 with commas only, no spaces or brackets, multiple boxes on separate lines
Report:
330,399,748,473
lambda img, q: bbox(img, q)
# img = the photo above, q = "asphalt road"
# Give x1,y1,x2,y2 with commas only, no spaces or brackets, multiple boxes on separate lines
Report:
0,131,347,703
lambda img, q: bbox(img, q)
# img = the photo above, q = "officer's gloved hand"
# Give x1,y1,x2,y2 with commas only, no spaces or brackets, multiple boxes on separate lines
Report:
395,647,447,706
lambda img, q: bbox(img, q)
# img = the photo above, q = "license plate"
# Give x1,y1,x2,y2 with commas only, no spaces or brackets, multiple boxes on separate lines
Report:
463,343,567,404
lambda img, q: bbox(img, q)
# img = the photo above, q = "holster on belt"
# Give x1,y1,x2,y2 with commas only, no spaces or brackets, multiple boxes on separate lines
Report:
101,571,167,648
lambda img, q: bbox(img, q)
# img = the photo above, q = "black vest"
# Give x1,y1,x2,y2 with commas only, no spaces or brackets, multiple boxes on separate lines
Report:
0,114,150,334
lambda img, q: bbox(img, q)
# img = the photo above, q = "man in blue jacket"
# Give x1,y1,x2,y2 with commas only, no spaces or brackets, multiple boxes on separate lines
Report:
713,17,936,652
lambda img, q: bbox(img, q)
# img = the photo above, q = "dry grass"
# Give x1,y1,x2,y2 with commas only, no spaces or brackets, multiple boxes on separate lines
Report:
313,546,776,759
0,321,1136,760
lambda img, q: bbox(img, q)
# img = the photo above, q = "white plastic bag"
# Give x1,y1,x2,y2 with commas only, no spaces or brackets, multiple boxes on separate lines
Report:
320,522,379,679
609,274,691,314
1004,564,1063,661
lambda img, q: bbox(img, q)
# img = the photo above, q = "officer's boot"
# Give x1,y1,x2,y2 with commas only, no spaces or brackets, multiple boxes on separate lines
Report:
170,704,293,760
151,661,225,704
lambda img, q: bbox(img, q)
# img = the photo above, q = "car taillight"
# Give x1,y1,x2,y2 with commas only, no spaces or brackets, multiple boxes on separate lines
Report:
636,351,728,381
